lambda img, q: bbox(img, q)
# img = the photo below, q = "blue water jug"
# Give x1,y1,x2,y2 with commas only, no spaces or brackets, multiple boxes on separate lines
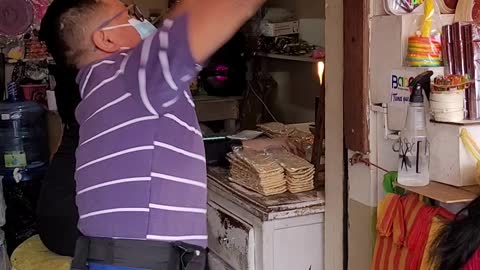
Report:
0,100,48,182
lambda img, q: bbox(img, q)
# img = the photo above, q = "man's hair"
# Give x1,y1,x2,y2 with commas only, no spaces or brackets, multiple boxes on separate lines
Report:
39,0,103,124
40,0,104,67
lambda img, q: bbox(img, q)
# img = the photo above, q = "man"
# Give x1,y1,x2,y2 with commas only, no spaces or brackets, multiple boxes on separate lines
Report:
40,0,264,269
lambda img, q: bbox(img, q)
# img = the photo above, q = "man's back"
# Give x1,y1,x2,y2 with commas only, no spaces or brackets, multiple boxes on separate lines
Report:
74,15,207,247
40,0,265,267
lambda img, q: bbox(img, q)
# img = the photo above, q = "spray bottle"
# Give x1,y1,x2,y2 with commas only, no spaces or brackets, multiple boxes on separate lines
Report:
396,71,433,187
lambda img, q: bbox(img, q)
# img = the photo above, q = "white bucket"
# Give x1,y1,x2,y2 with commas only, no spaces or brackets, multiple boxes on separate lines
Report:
430,91,465,122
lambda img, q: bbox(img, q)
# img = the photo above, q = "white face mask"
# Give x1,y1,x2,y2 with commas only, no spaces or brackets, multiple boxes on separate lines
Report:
101,18,157,40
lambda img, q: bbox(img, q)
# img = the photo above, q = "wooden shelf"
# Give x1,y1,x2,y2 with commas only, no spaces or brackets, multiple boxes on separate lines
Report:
193,95,243,133
256,52,322,63
397,181,479,204
431,119,480,126
193,95,243,122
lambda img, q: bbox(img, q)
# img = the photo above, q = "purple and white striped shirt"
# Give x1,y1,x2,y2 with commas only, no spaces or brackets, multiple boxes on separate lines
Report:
74,15,207,247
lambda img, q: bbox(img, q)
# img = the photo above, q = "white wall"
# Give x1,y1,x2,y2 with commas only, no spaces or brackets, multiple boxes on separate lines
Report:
264,17,325,124
266,60,321,124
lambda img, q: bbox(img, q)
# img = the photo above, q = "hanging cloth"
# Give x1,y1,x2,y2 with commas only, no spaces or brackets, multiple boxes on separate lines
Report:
372,194,454,270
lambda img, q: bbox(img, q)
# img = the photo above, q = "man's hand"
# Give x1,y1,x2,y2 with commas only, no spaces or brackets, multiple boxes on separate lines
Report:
168,0,266,63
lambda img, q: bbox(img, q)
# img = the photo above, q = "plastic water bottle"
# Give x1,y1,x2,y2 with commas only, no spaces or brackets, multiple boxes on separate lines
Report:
0,86,48,182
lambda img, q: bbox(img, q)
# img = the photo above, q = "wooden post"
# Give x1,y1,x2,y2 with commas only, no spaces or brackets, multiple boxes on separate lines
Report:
312,71,326,187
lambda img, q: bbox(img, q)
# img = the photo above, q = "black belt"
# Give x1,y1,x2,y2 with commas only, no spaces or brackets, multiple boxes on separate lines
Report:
71,236,207,270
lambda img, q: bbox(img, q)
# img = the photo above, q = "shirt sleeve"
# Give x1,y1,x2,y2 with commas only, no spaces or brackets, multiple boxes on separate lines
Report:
123,14,201,116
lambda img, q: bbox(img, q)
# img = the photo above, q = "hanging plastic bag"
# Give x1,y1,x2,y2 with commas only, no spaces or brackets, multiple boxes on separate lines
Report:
2,177,41,255
383,171,406,195
384,0,425,15
31,0,50,26
460,128,480,185
405,0,444,67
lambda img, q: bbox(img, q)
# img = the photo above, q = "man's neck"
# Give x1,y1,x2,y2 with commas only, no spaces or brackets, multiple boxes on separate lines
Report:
77,51,111,69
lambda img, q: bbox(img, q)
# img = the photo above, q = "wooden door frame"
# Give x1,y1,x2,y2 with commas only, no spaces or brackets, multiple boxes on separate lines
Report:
325,0,370,268
324,0,345,269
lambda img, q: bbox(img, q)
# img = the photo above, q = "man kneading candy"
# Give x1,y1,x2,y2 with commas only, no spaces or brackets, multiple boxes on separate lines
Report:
40,0,265,269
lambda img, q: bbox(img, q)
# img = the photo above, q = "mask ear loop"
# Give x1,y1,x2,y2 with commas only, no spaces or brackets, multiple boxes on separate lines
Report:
91,24,133,52
101,24,132,31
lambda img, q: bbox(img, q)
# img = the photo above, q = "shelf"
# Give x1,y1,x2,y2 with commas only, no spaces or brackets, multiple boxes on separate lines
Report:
193,95,243,133
7,57,54,64
193,95,243,103
256,52,322,63
431,119,480,126
397,181,479,204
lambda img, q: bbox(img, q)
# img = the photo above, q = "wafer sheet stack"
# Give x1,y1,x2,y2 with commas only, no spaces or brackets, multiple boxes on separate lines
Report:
227,150,287,196
257,122,294,138
270,151,315,193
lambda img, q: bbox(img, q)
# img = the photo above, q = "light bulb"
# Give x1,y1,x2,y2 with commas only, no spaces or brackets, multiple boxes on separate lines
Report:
317,61,325,85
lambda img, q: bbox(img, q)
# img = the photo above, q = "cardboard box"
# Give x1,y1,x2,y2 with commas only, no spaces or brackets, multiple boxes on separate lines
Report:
429,121,480,186
261,20,299,37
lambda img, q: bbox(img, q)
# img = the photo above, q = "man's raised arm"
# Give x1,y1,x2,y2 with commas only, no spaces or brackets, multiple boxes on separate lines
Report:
168,0,265,63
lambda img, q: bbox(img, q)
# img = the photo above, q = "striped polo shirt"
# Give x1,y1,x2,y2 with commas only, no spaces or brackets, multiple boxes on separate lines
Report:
74,15,207,247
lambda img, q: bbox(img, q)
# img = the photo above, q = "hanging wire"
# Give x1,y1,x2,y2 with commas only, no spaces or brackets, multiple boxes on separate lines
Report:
350,153,390,173
247,80,278,123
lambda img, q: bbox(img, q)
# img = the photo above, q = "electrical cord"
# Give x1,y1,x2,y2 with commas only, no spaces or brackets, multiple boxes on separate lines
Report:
247,80,278,122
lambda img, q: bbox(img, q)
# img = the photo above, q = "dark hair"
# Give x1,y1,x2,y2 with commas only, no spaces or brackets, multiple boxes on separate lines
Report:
39,0,102,67
430,197,480,269
39,0,87,125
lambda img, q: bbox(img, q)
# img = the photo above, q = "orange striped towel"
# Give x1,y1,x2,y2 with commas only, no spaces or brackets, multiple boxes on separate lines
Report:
372,194,426,270
376,193,401,237
373,193,455,270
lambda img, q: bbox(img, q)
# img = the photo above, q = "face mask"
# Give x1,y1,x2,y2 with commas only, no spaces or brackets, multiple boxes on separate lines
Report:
102,18,157,40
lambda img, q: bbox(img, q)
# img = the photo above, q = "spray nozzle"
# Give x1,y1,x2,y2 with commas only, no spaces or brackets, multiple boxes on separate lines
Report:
409,71,433,103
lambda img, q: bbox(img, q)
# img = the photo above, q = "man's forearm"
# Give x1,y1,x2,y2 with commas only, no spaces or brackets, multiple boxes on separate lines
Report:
166,0,265,64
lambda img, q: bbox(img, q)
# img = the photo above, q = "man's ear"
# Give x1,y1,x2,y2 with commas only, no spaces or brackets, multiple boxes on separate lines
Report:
92,30,120,53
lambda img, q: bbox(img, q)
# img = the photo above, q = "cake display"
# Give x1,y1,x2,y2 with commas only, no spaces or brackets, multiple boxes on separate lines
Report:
406,0,443,67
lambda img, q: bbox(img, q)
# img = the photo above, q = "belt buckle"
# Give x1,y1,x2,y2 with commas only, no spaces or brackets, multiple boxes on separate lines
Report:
173,242,202,270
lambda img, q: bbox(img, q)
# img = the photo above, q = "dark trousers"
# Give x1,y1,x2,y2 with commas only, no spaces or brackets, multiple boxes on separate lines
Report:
71,237,208,270
38,215,80,256
37,124,80,256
